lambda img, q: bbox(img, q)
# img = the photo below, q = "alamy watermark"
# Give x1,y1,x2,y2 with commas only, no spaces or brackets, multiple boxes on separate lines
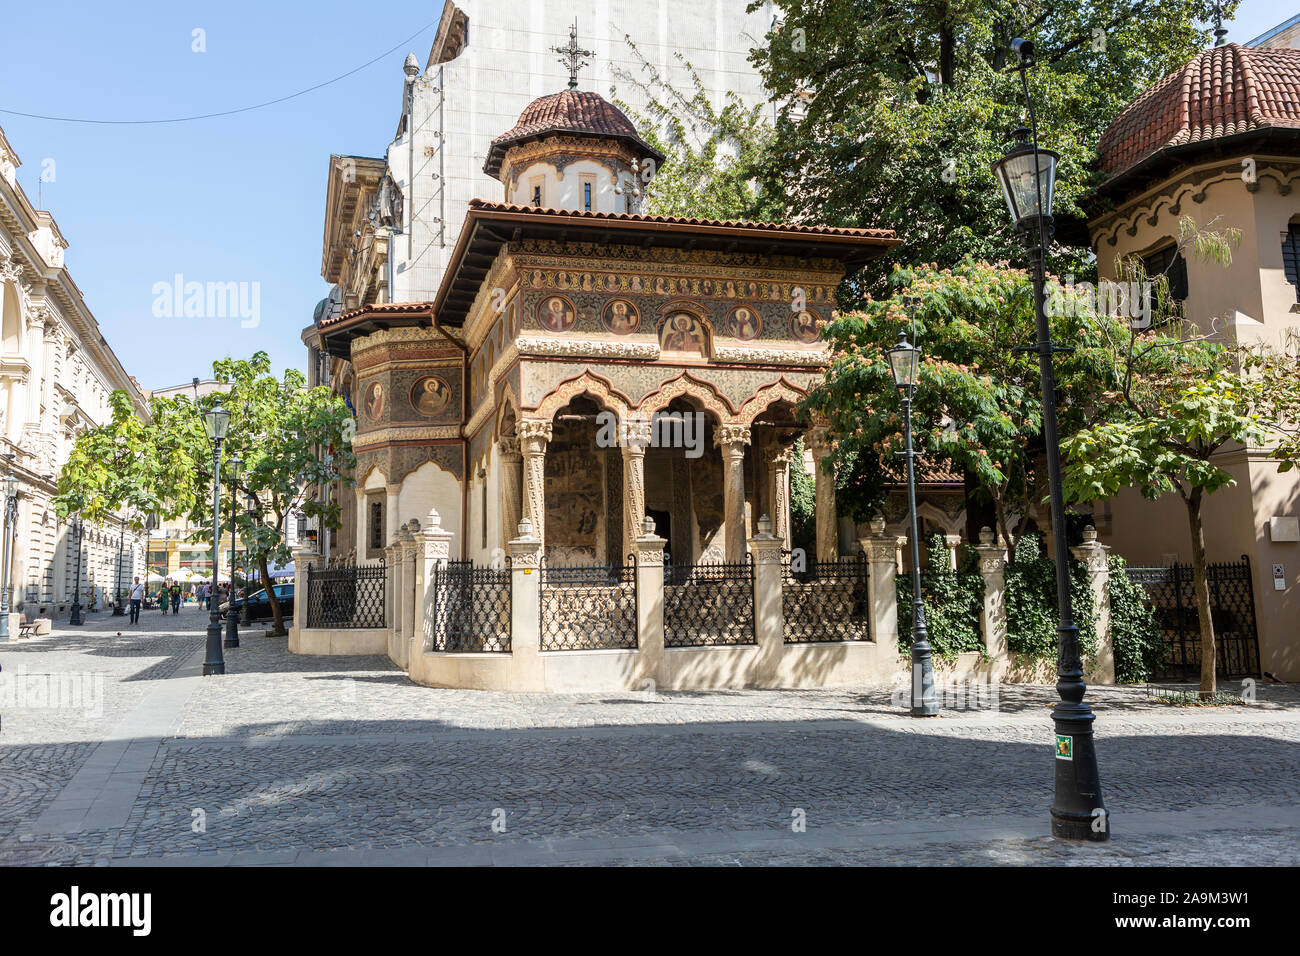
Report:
0,667,104,718
151,274,261,328
593,411,706,459
889,676,1000,712
1045,276,1154,329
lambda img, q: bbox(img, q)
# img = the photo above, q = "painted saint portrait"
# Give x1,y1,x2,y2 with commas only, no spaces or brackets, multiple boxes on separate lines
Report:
726,305,761,341
604,273,620,293
723,280,737,298
411,375,452,417
791,308,822,344
660,312,709,359
628,275,644,293
538,295,576,332
364,381,384,420
701,278,715,296
676,277,691,295
602,299,641,335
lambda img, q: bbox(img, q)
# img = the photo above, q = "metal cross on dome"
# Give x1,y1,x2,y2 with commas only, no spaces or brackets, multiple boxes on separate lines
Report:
551,20,594,90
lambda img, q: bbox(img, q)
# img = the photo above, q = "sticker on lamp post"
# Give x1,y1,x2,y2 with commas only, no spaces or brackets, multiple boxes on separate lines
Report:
1055,734,1073,760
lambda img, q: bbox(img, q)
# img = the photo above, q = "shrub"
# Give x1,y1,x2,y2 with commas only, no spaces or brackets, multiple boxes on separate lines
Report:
1004,533,1097,663
1108,554,1164,683
897,532,985,659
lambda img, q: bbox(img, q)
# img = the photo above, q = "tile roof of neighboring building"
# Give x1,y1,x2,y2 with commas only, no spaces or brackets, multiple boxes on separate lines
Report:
1098,43,1300,179
319,301,431,330
483,89,663,176
465,199,899,240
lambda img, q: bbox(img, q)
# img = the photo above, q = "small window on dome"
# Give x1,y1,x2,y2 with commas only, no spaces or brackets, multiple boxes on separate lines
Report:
583,182,592,211
580,174,596,212
529,178,544,207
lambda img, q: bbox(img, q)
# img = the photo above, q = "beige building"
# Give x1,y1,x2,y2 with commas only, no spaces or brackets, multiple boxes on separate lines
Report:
1088,42,1300,680
0,124,149,625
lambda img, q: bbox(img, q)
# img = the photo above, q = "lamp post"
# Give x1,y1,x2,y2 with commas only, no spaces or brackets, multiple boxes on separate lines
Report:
69,515,85,625
224,456,242,648
202,405,231,675
886,327,938,717
991,38,1106,841
1,470,18,641
112,516,126,616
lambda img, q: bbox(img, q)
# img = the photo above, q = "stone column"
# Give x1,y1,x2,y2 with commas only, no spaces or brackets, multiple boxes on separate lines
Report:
1071,525,1114,684
400,519,421,669
507,517,543,690
385,483,401,548
861,515,899,649
768,446,795,550
621,416,652,560
498,436,522,552
944,534,962,571
417,508,455,660
634,516,667,689
715,424,750,563
806,426,837,563
749,515,785,684
517,420,552,552
974,527,1009,670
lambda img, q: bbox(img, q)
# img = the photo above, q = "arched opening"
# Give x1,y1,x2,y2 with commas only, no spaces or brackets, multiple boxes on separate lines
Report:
546,394,621,565
644,396,723,566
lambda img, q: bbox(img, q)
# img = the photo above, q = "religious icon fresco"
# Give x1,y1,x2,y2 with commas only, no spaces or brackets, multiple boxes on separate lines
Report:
791,308,822,344
726,305,761,340
411,375,453,417
602,299,641,335
364,381,384,420
659,312,710,359
538,294,577,332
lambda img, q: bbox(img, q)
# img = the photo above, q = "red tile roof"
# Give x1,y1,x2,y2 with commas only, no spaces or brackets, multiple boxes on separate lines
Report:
1098,43,1300,178
483,89,663,177
466,198,898,240
320,301,431,330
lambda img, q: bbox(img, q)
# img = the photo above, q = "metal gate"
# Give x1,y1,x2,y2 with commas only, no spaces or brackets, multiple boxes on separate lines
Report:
1125,555,1261,681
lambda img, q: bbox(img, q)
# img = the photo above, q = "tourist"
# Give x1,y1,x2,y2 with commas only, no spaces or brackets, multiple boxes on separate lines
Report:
128,577,144,625
169,581,181,614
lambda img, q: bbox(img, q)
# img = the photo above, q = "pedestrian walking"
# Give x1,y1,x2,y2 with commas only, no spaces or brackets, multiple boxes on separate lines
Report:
170,581,181,614
159,580,169,615
128,577,144,625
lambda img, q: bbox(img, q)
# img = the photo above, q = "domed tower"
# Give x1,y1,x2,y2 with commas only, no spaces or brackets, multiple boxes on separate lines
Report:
482,88,664,214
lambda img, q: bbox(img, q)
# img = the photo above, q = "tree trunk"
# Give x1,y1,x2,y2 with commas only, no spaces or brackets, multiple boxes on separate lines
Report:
261,553,287,637
1184,489,1216,697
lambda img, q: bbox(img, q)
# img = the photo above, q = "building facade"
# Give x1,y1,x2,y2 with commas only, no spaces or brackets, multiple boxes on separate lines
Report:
0,124,149,624
1089,42,1300,679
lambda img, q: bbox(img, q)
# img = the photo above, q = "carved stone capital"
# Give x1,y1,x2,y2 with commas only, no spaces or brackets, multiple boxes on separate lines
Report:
714,423,751,450
498,436,521,460
517,419,552,453
768,446,795,467
620,416,653,452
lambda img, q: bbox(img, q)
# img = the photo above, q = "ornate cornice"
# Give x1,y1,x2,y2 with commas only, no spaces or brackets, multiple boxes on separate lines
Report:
713,345,828,367
352,424,461,447
516,335,661,361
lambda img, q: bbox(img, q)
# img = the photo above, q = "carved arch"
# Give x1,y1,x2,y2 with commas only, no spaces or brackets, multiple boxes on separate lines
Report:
532,370,632,421
737,378,810,425
636,372,732,422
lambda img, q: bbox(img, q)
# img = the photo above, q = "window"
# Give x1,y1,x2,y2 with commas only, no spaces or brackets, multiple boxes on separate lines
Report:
369,498,384,553
530,178,543,207
583,181,592,211
1141,244,1189,303
1282,224,1300,302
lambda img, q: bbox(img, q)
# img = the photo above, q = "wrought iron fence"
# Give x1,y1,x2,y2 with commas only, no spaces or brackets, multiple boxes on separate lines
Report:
430,559,512,653
539,560,637,651
782,555,872,644
664,559,755,647
306,561,386,629
1125,555,1260,681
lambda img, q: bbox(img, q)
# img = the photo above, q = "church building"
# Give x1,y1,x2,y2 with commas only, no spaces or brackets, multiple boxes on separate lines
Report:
310,75,897,569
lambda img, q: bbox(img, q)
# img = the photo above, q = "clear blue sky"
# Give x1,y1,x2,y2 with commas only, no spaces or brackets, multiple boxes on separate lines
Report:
0,2,1290,391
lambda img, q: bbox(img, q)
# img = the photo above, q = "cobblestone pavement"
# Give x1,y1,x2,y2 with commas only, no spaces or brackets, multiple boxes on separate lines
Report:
1,609,1297,866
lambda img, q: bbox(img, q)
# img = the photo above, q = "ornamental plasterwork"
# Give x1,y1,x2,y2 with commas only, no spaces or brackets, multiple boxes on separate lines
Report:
351,424,461,449
636,372,731,422
514,238,844,276
515,335,661,361
350,325,444,355
502,136,643,186
463,340,521,439
712,345,829,367
1092,158,1300,249
531,370,632,420
737,379,809,425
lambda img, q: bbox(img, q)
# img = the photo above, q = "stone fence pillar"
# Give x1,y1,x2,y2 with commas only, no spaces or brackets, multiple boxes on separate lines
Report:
974,527,1009,670
1071,525,1114,684
417,509,455,663
861,515,898,649
750,516,784,683
291,544,320,638
508,517,543,689
389,529,409,665
401,519,421,668
634,516,667,690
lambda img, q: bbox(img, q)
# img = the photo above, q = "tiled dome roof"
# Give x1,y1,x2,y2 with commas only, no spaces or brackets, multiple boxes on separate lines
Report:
1098,43,1300,178
483,89,663,177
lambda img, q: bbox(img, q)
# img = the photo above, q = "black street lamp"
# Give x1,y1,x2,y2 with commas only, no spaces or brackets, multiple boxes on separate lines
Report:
991,38,1106,842
886,325,938,717
1,469,18,641
224,455,242,648
202,405,231,675
112,516,126,616
69,515,85,625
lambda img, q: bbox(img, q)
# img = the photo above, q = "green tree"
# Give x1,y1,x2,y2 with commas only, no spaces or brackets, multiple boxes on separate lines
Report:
1061,217,1249,697
613,40,782,221
746,0,1231,298
808,259,1124,557
56,352,355,637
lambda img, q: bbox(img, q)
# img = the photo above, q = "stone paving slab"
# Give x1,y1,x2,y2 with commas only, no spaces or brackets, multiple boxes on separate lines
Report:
1,611,1297,866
